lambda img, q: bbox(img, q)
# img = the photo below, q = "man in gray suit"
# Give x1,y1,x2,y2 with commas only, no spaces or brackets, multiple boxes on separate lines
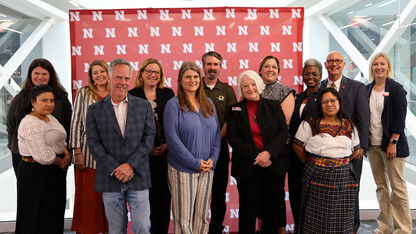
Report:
87,58,156,234
321,51,369,233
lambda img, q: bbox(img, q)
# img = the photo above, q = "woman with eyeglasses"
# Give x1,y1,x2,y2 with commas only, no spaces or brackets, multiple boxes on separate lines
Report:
129,58,175,234
366,53,412,234
258,55,295,234
288,58,322,233
293,88,360,234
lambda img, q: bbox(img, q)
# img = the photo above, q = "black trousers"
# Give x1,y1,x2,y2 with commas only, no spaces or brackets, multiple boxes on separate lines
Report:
149,156,171,234
237,168,286,234
288,150,304,234
209,140,230,233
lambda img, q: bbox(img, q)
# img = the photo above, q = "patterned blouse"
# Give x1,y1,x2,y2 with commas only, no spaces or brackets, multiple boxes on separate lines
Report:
294,118,360,158
261,81,294,103
18,115,67,165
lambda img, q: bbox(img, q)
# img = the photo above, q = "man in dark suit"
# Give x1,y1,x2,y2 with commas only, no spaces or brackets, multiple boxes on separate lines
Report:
86,58,156,234
321,51,369,234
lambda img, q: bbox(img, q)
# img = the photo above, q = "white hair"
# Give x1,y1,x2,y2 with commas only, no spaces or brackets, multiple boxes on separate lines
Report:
237,70,265,98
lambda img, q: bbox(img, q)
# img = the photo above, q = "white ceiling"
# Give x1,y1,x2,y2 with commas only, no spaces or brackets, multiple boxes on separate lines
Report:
43,0,322,11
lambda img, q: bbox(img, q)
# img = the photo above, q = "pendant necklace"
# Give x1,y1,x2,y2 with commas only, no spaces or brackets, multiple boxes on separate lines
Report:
248,108,258,123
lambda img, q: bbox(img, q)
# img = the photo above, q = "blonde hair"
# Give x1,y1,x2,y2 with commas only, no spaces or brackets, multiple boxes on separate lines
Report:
369,52,393,82
134,58,165,89
237,70,265,98
85,60,110,102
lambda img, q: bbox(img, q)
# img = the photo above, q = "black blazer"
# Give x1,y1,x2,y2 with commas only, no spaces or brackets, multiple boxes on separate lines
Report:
129,87,175,146
367,78,409,157
227,98,288,180
289,91,319,139
321,76,370,150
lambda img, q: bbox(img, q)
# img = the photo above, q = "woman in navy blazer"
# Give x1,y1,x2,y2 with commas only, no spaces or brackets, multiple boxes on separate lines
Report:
227,70,288,234
366,52,412,234
288,58,322,234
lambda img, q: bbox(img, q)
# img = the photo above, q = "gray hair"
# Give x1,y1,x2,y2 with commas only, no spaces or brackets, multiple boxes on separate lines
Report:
237,70,265,98
108,58,132,77
303,58,322,77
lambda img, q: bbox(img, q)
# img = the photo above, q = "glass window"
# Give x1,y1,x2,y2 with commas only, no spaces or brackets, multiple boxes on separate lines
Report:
0,6,41,66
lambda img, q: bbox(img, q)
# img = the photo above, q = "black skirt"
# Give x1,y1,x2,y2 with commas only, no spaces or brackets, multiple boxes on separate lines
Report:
16,160,67,234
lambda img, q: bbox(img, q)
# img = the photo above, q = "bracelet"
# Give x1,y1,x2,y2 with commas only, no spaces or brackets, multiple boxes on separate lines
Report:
74,153,82,155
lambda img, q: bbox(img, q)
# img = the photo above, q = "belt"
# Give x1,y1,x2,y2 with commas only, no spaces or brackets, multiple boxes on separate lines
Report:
22,156,36,163
308,154,349,167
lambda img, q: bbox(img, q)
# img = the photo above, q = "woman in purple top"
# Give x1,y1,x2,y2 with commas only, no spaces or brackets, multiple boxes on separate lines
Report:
164,62,221,234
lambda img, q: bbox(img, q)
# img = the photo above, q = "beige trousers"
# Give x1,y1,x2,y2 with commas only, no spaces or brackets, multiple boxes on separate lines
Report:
168,163,214,234
368,145,412,234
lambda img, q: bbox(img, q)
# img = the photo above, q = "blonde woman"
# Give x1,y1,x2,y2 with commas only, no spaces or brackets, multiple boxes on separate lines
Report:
129,58,175,233
70,60,109,233
366,53,412,234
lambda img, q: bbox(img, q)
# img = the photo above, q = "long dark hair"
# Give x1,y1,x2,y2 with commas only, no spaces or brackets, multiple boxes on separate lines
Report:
22,58,67,99
309,87,350,134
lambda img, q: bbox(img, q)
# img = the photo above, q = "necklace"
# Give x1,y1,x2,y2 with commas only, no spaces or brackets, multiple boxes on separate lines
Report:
248,108,258,123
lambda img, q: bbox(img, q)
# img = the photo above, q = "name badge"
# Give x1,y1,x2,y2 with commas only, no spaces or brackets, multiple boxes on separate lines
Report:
232,107,242,111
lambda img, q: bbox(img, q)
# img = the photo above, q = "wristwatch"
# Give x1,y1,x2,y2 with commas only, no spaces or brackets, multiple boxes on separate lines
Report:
390,139,398,144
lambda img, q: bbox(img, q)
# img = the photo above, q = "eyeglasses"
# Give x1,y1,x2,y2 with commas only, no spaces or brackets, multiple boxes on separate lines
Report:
144,69,161,76
326,59,343,64
321,98,338,106
303,72,320,77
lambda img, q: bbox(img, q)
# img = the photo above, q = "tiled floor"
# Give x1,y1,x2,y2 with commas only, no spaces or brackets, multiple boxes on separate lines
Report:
59,220,416,233
358,220,416,234
0,220,414,233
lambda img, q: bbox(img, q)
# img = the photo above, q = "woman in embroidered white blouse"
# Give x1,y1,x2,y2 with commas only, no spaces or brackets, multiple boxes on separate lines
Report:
293,88,360,234
15,84,71,234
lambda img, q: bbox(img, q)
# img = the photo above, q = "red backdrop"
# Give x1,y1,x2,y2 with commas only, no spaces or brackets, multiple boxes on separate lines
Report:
69,7,304,233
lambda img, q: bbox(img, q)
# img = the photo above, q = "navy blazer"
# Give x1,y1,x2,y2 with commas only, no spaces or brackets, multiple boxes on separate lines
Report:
227,98,288,180
321,76,369,150
86,94,156,192
289,91,319,139
367,78,409,157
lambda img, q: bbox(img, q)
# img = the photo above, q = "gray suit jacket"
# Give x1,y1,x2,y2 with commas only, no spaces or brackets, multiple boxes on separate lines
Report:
86,94,156,192
321,76,369,150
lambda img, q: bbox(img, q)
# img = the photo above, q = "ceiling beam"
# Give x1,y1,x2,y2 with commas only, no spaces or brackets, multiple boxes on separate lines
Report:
0,17,54,95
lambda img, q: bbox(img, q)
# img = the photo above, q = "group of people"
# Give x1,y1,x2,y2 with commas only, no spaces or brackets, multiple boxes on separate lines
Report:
6,50,412,234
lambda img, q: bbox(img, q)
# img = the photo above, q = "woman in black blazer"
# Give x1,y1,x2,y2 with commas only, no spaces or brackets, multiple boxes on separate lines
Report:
129,58,175,234
366,52,412,234
227,70,288,234
288,58,322,233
